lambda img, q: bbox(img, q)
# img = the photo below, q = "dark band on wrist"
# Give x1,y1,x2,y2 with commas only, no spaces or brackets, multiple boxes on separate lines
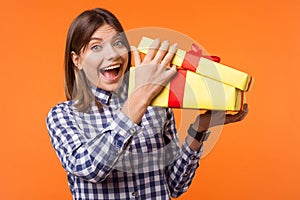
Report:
188,124,211,142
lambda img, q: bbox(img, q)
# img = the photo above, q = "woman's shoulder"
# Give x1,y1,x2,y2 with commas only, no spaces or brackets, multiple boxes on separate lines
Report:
46,100,75,120
49,100,73,111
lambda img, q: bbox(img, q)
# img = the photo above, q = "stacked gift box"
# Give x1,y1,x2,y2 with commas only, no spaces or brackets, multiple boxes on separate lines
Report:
128,37,254,111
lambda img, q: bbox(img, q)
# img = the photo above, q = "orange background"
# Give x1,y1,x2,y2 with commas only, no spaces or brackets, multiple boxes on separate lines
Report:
1,0,300,199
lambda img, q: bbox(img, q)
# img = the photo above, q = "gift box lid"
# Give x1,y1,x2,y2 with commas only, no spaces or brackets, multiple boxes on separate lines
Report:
137,36,254,92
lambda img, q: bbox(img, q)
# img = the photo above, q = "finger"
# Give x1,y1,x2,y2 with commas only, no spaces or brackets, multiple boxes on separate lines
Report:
143,38,160,63
157,64,177,87
152,40,169,63
224,105,248,124
243,103,249,112
131,46,141,66
234,104,249,120
238,111,248,121
231,112,247,122
165,64,177,79
237,104,249,121
224,113,240,124
161,43,178,66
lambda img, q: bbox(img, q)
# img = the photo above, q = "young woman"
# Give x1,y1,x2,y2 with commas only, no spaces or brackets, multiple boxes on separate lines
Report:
46,8,248,200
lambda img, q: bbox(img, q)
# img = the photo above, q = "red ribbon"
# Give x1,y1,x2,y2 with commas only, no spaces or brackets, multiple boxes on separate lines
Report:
168,44,221,108
168,70,187,108
181,43,221,72
181,43,202,72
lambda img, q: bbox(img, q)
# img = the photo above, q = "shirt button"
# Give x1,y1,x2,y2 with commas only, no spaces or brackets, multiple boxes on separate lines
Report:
191,156,196,160
66,152,71,157
183,173,188,177
132,192,136,196
130,128,135,134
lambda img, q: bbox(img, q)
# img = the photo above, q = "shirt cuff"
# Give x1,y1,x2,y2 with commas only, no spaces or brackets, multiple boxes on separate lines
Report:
182,139,203,162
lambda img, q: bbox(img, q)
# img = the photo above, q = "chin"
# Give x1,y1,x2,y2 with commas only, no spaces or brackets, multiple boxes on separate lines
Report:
98,80,123,92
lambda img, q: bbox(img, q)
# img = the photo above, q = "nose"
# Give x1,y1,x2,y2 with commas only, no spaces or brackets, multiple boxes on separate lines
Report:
104,44,120,60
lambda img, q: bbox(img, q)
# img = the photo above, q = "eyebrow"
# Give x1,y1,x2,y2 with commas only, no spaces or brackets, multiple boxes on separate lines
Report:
89,34,122,43
89,37,103,42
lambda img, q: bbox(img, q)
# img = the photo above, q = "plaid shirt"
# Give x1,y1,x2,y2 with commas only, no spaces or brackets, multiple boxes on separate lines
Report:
46,84,202,200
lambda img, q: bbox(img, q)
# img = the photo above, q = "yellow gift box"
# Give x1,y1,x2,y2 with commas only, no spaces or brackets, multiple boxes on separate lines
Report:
127,36,253,111
128,68,246,111
137,37,254,92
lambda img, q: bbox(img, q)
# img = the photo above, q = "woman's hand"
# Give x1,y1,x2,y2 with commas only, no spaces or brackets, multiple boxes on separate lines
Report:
186,104,249,151
192,104,249,132
122,38,178,124
131,38,178,104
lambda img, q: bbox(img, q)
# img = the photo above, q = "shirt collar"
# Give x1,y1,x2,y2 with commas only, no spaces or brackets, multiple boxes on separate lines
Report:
90,82,128,106
91,86,111,105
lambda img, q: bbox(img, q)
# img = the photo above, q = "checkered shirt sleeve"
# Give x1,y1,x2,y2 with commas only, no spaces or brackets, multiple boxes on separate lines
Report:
163,108,203,198
46,102,140,183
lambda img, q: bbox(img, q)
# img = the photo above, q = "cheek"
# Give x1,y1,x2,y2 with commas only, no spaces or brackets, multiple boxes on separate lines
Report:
121,53,129,69
82,59,100,83
83,67,98,78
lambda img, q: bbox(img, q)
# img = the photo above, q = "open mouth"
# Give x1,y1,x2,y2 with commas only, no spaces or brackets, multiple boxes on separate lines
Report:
99,64,121,80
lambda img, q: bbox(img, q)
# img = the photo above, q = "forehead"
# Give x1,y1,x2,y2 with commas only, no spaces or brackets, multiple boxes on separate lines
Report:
91,24,118,41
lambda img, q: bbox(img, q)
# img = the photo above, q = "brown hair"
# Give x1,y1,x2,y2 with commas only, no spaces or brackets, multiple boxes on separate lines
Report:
64,8,131,112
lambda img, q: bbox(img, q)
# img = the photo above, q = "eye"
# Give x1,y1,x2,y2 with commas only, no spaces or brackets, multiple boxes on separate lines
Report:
113,39,125,48
91,44,102,52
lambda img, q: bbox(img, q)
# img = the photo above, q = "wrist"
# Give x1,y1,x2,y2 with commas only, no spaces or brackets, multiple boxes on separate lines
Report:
132,87,153,106
188,124,211,143
186,135,203,152
121,90,149,124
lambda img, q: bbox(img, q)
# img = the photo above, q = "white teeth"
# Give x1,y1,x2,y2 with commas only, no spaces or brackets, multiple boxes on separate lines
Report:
103,65,120,71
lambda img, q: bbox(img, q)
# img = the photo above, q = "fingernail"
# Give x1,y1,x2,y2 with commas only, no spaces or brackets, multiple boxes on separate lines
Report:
163,40,169,45
170,43,178,52
160,40,169,51
172,43,178,49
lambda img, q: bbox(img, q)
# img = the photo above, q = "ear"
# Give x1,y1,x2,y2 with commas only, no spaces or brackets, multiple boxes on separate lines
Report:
71,51,82,70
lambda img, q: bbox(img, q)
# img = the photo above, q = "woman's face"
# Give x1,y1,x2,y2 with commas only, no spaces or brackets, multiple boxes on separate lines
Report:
72,24,129,92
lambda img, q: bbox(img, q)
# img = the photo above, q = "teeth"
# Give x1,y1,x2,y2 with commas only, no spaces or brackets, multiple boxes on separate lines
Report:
103,65,120,71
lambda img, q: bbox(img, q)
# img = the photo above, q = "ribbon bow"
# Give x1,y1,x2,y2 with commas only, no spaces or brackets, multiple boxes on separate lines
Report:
181,43,221,72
